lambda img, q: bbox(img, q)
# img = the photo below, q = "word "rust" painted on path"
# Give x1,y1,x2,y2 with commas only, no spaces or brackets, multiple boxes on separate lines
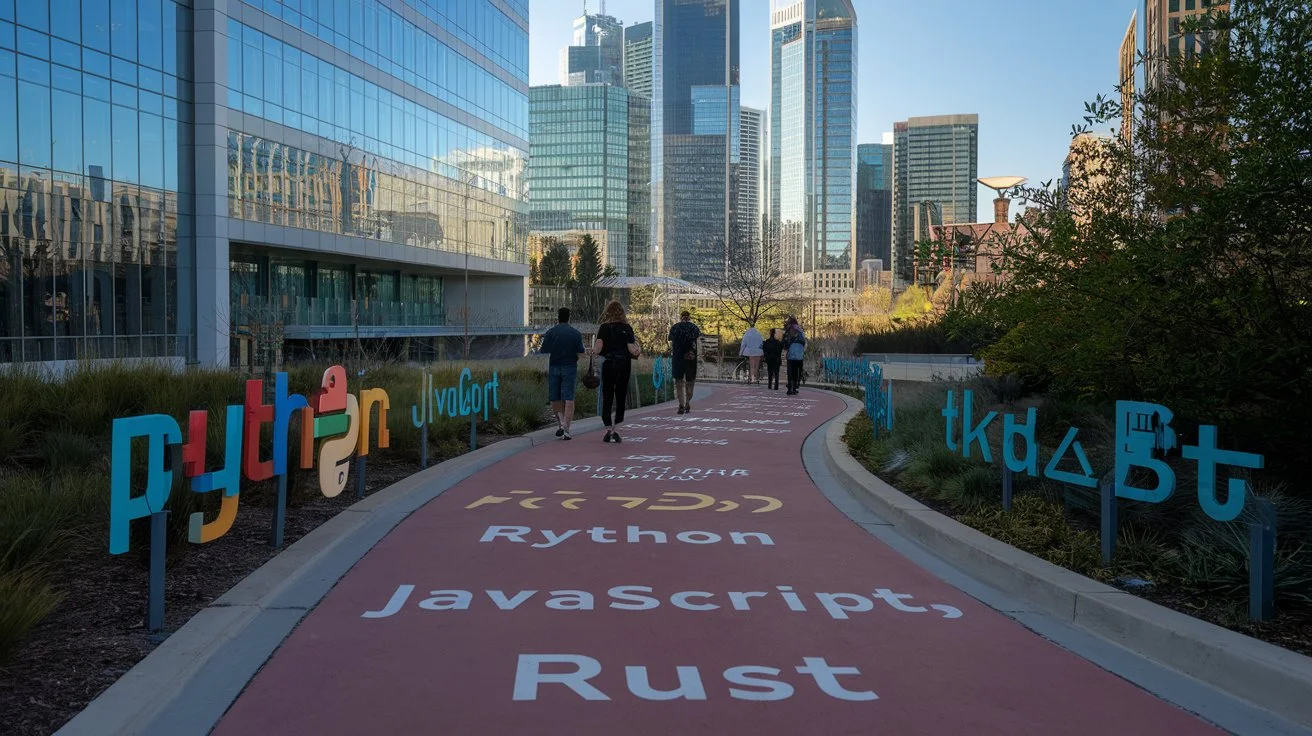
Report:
215,387,1220,735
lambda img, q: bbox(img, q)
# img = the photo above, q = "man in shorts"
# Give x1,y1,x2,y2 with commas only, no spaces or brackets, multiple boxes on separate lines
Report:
539,307,585,439
668,310,702,414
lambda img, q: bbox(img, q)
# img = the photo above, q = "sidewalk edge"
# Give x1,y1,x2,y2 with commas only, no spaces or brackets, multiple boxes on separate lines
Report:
821,391,1312,729
55,395,684,736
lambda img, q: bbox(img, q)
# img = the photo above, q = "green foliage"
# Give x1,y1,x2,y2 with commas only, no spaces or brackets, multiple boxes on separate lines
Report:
0,359,670,664
963,3,1312,478
852,323,976,355
844,378,1312,612
961,497,1108,580
539,238,573,286
574,234,602,287
0,569,62,663
889,286,934,323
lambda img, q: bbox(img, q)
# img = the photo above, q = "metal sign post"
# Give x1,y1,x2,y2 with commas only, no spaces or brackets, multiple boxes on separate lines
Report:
1249,499,1276,621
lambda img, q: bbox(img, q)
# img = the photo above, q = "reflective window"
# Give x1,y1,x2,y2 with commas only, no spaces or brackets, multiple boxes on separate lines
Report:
110,0,136,63
18,80,51,167
0,72,14,163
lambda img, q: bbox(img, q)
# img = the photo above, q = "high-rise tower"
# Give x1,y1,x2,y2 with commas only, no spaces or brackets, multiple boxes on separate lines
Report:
891,115,979,286
652,0,740,284
769,0,858,275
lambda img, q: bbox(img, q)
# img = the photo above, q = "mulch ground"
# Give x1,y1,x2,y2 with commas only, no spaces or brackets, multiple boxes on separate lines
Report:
0,443,503,736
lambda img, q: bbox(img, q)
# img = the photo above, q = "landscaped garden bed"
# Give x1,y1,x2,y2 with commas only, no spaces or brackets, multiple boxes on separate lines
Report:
842,379,1312,657
0,360,662,735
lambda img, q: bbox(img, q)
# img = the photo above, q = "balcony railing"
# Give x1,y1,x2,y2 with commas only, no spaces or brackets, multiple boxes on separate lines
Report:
232,297,446,331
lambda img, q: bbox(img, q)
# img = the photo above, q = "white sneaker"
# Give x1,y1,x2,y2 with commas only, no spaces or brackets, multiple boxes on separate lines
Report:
562,430,572,440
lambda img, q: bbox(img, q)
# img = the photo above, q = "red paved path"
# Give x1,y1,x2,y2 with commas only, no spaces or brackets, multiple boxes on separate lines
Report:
216,387,1218,735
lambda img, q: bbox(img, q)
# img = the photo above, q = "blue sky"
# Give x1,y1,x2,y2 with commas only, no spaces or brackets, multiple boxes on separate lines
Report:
529,0,1142,217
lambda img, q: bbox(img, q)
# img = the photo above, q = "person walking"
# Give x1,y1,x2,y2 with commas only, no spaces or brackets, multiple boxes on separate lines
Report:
740,322,764,384
668,310,701,414
593,300,640,443
762,328,784,391
783,317,807,395
538,307,586,440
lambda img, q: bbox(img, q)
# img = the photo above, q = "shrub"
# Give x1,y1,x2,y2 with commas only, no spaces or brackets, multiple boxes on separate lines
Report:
0,569,62,663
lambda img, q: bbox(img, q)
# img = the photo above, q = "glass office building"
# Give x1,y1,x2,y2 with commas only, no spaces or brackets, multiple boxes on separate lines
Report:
891,114,978,285
856,142,892,266
653,0,739,285
769,0,857,275
527,84,648,276
0,0,529,366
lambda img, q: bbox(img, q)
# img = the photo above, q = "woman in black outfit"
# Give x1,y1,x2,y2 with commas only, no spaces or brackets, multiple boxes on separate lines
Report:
593,300,639,443
762,329,784,390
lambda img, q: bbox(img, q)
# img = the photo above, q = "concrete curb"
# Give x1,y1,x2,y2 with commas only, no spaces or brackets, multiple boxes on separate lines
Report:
56,393,690,736
821,391,1312,729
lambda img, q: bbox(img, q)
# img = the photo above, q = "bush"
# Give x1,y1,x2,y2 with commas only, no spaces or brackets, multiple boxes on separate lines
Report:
0,569,62,663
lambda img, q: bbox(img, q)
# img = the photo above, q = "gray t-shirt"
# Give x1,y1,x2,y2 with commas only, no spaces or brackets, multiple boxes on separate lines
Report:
540,323,585,366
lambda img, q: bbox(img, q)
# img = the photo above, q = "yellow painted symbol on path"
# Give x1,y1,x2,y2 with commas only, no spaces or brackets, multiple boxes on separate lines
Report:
607,496,648,509
648,492,716,511
466,492,783,513
743,495,783,513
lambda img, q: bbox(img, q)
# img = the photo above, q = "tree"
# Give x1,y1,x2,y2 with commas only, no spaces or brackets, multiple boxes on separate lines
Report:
714,255,798,328
529,255,541,285
575,234,603,286
969,1,1312,477
539,238,573,287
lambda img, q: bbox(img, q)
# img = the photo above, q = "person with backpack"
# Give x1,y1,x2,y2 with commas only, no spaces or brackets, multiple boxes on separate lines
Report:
782,317,806,395
668,310,701,414
762,328,784,391
593,300,640,443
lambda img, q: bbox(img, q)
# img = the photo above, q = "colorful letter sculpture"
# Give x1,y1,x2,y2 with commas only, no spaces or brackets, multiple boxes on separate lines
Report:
108,365,397,553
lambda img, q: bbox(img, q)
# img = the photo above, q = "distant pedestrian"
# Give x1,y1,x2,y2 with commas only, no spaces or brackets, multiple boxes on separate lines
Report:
538,307,585,440
740,323,764,384
783,317,806,395
668,310,702,414
762,328,783,391
593,300,640,443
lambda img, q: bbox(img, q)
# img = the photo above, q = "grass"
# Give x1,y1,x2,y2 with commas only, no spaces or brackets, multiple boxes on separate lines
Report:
842,378,1312,617
0,357,663,665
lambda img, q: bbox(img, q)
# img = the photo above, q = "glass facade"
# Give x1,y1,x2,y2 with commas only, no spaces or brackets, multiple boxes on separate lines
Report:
738,106,762,263
0,0,531,365
856,143,892,267
623,22,653,100
653,0,739,285
0,0,192,362
769,0,856,275
527,84,646,275
891,115,979,284
220,0,529,365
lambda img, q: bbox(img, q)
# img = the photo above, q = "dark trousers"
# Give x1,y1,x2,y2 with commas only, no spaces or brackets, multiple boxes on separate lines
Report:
766,361,781,389
787,360,804,393
602,358,632,427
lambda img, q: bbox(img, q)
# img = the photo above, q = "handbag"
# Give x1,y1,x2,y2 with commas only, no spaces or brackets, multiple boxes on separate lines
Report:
581,355,600,389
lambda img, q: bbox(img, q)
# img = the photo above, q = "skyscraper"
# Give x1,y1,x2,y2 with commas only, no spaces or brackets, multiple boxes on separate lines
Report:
1145,0,1229,92
624,22,654,99
653,0,740,284
892,115,979,285
739,107,764,263
529,85,645,275
561,10,624,86
769,0,858,275
1120,11,1138,143
856,142,893,268
0,0,530,367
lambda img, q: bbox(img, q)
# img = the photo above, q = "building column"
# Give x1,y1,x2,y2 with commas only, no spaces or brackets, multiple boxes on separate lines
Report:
192,0,232,367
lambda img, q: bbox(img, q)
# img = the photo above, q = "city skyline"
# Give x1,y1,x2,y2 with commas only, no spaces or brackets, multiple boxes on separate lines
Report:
530,0,1148,220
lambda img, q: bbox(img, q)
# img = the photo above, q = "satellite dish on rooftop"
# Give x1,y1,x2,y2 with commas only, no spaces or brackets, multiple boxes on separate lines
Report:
978,176,1028,192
